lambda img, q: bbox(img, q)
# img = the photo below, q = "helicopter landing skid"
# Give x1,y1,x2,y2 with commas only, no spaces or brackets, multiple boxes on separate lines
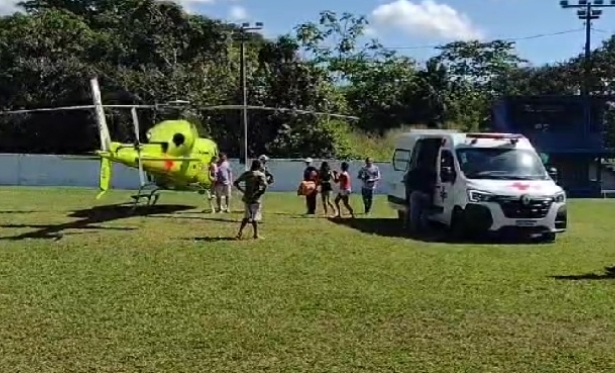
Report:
130,186,161,208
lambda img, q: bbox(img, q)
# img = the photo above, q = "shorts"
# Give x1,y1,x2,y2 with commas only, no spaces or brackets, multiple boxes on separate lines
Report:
320,182,333,193
243,202,262,222
337,189,351,197
214,183,231,197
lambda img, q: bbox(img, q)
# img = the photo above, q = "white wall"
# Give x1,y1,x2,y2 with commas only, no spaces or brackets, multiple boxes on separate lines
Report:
0,154,394,194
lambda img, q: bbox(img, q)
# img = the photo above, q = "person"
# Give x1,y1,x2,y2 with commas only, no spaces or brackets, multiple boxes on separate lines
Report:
357,157,381,215
204,155,218,213
258,154,275,186
214,153,233,213
333,161,355,218
233,159,268,239
303,157,318,215
318,161,336,216
404,158,436,233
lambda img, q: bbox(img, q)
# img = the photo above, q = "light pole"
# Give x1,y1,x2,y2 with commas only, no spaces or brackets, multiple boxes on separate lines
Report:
236,21,263,169
560,0,615,188
560,0,614,96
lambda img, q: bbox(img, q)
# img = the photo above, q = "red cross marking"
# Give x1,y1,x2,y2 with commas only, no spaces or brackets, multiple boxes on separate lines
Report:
510,182,530,191
164,159,174,171
509,182,542,190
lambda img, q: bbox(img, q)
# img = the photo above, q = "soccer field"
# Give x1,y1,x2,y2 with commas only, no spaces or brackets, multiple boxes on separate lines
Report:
0,187,614,372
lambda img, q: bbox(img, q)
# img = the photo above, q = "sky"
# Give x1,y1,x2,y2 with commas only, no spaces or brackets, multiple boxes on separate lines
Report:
1,0,615,65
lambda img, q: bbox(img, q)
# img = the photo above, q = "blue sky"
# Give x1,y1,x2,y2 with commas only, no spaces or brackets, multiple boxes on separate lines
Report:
182,0,615,66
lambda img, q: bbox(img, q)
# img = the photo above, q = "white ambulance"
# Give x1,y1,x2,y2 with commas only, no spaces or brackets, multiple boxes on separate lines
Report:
386,130,567,241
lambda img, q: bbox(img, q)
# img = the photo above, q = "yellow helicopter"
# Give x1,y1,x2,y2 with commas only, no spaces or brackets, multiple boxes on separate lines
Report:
89,78,218,206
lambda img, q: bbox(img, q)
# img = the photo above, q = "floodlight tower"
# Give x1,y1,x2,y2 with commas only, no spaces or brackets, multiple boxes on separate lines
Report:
560,0,615,96
236,21,264,168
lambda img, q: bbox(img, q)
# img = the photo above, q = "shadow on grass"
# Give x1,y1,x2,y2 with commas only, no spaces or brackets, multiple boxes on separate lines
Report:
327,217,551,245
327,217,447,242
148,215,237,223
185,236,238,242
0,210,38,214
551,267,615,281
0,203,193,240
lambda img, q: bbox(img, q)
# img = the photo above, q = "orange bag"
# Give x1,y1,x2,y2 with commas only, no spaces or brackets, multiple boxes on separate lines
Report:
297,180,316,196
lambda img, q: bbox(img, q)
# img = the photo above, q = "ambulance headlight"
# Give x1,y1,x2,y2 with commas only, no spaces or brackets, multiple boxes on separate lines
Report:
467,189,493,203
553,191,566,203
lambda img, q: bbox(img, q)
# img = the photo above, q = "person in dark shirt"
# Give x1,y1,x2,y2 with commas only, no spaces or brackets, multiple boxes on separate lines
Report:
233,159,268,239
303,157,318,214
404,159,436,233
318,161,336,216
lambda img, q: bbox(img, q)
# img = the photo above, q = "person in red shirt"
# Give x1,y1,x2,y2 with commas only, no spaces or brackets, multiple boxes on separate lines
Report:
333,161,354,218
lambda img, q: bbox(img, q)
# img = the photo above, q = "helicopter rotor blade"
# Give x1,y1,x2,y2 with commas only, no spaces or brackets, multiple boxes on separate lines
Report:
130,106,145,187
0,104,359,120
197,105,360,120
0,104,158,115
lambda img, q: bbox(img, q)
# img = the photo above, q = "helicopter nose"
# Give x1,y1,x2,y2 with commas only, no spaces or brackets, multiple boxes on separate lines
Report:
172,133,185,147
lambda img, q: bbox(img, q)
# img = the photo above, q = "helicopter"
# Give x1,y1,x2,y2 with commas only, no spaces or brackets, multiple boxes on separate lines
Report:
89,77,219,206
0,76,360,208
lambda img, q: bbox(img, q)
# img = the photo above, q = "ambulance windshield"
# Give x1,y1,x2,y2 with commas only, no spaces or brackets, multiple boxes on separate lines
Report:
456,147,548,180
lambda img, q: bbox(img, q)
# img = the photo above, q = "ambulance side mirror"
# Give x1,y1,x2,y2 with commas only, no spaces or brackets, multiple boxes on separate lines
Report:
547,166,558,182
441,166,455,183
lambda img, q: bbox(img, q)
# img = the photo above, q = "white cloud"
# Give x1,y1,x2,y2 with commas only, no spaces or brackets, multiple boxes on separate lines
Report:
174,0,215,13
371,0,483,41
0,0,19,14
228,5,248,21
363,26,378,37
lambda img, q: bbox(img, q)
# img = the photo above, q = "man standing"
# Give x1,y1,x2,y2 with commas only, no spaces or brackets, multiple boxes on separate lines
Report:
214,153,233,213
303,157,318,215
357,157,381,215
403,158,436,234
204,155,218,213
234,159,268,239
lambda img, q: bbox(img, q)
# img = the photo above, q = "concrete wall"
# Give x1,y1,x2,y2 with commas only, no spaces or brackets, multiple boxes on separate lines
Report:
0,153,394,194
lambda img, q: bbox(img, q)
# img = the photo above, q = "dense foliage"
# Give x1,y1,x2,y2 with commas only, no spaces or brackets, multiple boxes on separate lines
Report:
0,1,613,159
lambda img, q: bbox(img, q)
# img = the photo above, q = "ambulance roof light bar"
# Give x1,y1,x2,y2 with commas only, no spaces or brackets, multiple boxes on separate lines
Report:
466,132,524,145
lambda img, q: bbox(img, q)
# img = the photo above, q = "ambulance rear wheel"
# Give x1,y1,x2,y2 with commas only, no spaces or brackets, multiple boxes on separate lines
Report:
449,207,466,241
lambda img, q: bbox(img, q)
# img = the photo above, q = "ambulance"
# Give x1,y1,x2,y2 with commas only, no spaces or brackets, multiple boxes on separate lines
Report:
386,130,567,241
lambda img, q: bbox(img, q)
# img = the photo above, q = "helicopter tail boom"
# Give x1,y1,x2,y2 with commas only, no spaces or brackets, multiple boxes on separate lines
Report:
96,154,112,199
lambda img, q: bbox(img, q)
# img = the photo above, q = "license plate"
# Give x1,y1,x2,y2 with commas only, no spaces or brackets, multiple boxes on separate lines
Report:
515,220,537,227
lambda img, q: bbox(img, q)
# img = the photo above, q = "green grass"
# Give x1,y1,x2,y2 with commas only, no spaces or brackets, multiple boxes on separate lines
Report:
1,187,615,372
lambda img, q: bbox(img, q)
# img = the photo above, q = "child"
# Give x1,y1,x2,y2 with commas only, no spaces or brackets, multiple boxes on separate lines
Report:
333,161,355,218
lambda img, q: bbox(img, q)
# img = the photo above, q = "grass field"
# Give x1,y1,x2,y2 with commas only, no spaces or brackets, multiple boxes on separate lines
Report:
1,187,615,372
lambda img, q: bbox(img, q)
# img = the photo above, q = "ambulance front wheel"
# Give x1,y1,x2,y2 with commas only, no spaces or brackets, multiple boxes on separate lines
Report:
540,232,556,243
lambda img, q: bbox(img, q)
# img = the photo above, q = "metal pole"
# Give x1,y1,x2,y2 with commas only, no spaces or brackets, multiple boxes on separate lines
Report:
583,2,592,136
240,32,248,170
583,1,591,97
560,0,615,190
235,22,263,169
